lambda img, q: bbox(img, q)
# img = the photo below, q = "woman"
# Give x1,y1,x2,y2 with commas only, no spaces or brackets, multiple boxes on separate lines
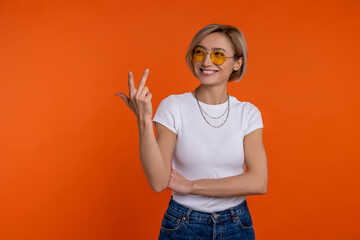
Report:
116,23,268,240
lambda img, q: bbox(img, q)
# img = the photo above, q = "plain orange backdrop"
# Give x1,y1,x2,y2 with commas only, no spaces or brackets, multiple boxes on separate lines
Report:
1,0,360,239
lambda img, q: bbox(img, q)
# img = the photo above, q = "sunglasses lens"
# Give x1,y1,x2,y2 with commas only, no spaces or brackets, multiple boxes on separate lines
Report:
191,48,227,65
192,48,205,62
211,51,226,65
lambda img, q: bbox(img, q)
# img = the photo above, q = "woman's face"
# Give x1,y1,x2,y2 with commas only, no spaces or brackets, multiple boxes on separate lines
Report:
192,32,242,86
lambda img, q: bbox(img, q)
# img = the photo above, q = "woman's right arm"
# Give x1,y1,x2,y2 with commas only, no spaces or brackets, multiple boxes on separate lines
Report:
138,120,176,192
116,69,176,192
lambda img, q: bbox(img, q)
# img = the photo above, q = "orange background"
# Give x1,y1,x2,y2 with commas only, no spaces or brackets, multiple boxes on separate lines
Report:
1,0,359,239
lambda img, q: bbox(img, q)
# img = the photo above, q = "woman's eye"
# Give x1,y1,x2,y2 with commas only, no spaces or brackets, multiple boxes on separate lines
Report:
214,52,224,57
195,49,204,54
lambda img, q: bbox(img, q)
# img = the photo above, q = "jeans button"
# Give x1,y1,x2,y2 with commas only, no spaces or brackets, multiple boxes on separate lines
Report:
213,213,221,218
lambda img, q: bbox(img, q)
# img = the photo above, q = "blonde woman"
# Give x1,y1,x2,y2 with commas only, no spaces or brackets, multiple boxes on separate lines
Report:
116,23,268,240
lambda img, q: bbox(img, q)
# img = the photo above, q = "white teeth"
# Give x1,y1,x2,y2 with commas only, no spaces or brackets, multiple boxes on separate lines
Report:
203,70,217,74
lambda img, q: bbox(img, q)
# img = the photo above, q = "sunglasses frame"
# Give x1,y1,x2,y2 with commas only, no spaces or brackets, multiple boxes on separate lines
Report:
190,47,237,65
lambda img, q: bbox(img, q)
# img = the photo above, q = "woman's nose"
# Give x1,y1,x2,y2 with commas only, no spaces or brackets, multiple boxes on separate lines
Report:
203,52,213,65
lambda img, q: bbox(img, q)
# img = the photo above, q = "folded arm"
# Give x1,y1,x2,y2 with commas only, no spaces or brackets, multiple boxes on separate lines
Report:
168,128,268,197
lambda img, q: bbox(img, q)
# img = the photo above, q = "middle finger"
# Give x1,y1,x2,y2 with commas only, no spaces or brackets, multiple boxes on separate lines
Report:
137,68,149,92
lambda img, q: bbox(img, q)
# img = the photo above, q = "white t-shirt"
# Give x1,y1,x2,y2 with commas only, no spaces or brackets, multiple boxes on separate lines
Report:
152,92,263,212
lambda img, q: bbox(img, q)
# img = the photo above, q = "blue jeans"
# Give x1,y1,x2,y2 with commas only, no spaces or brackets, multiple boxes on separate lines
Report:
158,196,255,240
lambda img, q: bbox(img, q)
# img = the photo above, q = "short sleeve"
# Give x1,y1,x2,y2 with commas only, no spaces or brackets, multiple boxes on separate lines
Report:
152,95,179,135
244,103,263,135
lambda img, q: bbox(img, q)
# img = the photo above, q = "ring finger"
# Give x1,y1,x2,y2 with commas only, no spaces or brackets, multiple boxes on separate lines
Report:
140,86,149,100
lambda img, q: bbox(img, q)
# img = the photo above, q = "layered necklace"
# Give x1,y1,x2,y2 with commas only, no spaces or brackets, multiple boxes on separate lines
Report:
194,87,230,128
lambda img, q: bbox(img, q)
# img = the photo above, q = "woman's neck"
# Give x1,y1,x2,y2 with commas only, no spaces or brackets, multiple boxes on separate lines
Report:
191,84,229,105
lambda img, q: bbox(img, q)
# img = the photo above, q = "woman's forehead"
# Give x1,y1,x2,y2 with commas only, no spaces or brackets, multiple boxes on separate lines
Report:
198,33,233,52
195,44,228,53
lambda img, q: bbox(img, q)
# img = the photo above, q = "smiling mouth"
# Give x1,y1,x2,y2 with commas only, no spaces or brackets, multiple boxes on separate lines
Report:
200,69,219,74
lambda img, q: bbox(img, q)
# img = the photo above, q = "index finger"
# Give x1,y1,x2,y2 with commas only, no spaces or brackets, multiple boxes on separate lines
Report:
128,71,135,97
138,68,149,90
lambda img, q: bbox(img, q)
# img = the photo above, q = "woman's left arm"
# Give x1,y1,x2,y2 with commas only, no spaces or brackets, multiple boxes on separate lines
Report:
168,128,268,197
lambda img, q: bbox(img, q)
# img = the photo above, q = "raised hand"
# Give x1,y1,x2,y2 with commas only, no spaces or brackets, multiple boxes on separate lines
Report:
116,69,153,122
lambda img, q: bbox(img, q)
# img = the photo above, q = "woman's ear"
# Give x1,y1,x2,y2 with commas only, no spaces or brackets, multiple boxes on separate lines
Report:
234,57,244,71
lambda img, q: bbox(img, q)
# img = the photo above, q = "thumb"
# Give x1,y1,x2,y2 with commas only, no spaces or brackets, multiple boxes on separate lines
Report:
116,92,130,108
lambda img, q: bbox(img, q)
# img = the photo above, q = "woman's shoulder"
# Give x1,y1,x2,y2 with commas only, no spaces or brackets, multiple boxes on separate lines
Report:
156,92,191,111
230,95,254,106
160,92,192,103
230,96,262,112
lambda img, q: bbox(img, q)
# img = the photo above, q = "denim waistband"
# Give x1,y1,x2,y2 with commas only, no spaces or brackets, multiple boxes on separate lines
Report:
166,196,249,224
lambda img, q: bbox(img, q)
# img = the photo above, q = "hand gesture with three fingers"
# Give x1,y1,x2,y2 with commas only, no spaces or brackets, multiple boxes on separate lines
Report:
116,69,153,122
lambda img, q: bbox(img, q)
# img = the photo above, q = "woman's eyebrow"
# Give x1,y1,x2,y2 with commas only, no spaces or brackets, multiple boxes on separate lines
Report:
196,45,228,53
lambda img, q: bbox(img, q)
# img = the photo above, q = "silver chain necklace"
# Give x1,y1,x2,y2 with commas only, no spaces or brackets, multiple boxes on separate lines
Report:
194,87,230,128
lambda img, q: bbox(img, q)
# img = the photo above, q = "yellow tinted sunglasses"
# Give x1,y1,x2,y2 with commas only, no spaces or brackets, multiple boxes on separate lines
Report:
191,47,236,65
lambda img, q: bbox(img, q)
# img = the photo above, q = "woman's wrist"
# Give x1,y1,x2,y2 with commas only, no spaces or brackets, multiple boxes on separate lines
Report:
188,180,195,194
189,179,215,196
137,117,153,131
189,179,202,195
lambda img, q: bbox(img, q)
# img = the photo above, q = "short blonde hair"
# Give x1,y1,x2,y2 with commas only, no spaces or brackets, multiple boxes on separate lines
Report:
185,24,248,83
